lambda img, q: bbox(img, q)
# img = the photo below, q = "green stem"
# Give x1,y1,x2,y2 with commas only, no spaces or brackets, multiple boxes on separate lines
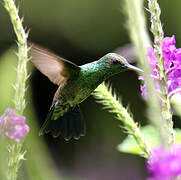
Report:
124,0,166,147
94,83,150,158
3,0,30,179
7,143,25,180
4,0,29,115
148,0,174,146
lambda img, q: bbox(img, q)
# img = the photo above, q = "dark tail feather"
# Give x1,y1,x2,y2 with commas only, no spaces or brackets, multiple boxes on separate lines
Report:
39,105,86,141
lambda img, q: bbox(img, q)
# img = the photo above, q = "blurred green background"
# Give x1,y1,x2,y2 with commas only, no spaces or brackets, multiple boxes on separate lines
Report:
0,0,181,179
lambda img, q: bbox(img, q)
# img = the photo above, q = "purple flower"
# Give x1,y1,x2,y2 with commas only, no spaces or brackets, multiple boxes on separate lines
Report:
139,35,181,99
147,146,181,180
0,108,29,142
162,35,176,62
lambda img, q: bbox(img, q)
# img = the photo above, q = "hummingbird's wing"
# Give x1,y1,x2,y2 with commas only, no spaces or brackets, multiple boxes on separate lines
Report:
30,44,80,86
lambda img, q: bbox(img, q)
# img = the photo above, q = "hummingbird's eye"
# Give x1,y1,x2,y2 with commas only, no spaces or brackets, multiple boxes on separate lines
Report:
112,59,119,64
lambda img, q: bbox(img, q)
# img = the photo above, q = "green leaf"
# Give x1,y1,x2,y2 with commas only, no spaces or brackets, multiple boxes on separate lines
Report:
118,125,159,156
175,128,181,143
118,125,181,156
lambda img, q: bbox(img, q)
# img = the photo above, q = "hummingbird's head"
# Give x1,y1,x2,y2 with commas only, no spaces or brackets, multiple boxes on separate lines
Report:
101,53,143,72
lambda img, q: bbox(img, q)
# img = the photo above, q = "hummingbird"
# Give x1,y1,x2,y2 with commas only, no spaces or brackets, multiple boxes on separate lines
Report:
30,44,142,141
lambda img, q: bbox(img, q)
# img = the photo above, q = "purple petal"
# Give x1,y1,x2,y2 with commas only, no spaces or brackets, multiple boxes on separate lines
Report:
139,35,181,100
0,108,29,141
147,146,181,179
138,76,144,80
147,46,157,63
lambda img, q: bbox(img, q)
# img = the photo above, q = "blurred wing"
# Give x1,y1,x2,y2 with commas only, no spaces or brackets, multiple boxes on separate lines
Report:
30,44,80,86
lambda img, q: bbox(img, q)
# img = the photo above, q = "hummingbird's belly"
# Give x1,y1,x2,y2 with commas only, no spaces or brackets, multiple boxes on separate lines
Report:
53,85,92,120
60,82,94,106
74,87,93,103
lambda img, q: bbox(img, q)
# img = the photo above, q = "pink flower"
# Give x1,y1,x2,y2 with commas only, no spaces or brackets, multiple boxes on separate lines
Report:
0,108,29,142
162,35,176,62
140,84,147,98
139,35,181,99
147,146,181,180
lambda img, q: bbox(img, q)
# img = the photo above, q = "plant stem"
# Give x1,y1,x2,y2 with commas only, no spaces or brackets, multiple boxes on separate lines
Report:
148,0,174,146
123,0,167,146
124,0,174,147
94,83,150,158
3,0,30,179
7,143,25,180
4,0,29,115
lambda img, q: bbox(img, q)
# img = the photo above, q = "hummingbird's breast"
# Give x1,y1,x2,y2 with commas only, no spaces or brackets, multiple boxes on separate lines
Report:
57,69,98,106
56,61,111,107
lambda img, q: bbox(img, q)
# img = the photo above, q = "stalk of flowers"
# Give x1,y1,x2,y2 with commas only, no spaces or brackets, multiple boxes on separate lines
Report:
143,1,181,179
140,36,181,179
147,0,174,146
2,0,30,179
139,35,181,147
124,0,181,178
124,0,164,145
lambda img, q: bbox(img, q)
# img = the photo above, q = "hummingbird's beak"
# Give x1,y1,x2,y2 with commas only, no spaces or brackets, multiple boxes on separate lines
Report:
126,64,143,72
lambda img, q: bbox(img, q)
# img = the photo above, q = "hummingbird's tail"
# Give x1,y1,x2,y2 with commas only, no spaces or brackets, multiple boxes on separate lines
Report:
39,105,86,141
